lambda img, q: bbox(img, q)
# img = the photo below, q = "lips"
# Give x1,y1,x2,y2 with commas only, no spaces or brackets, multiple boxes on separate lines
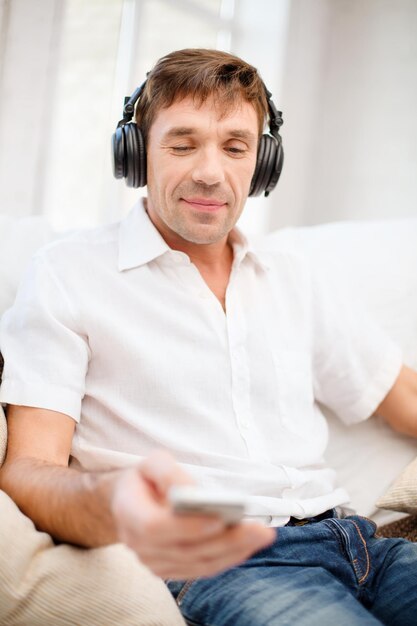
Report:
181,197,226,211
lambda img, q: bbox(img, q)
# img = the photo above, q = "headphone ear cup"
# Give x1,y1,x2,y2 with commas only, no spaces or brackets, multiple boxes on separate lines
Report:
265,135,284,196
111,126,126,179
249,134,283,197
124,122,147,188
249,136,266,197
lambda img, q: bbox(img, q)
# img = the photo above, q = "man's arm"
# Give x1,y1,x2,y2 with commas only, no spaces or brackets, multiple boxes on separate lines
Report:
375,365,417,437
0,405,274,579
0,405,119,546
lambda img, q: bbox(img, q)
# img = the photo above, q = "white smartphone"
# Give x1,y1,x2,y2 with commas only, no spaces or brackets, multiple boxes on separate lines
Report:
168,485,246,525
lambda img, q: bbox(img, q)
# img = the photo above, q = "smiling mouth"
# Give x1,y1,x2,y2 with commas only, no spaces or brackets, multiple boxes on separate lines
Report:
181,198,226,212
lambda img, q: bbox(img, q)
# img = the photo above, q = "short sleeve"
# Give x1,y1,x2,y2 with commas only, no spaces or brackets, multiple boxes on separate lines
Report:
0,253,90,421
311,269,403,425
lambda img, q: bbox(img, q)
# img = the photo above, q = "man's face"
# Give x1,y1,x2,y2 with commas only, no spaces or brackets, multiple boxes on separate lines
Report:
145,95,259,246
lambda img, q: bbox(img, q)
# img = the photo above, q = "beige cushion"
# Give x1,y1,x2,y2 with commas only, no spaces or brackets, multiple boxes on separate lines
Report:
0,408,185,625
0,403,6,466
376,456,417,515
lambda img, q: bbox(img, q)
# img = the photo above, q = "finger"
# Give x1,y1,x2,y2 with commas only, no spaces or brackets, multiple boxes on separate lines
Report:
112,469,226,546
148,535,268,580
140,450,195,497
148,515,275,550
171,523,276,562
142,521,274,560
121,508,227,549
137,524,276,577
141,511,227,545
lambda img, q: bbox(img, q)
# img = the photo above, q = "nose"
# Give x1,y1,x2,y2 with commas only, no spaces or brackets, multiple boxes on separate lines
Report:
191,145,225,187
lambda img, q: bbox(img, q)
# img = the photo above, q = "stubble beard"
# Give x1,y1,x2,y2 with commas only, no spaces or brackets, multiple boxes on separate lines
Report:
167,207,236,244
161,183,240,245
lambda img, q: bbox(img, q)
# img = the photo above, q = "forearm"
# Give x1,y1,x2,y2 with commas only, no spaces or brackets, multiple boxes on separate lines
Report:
376,365,417,438
0,449,276,579
0,457,119,547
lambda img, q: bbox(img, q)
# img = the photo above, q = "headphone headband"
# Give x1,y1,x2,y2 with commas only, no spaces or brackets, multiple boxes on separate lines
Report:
119,81,147,124
112,77,284,197
264,87,283,139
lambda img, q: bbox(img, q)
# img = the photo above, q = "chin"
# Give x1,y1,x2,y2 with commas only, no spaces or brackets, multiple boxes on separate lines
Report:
181,231,225,245
172,218,229,244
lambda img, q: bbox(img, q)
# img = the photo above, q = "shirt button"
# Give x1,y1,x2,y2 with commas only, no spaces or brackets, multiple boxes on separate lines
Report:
241,420,249,429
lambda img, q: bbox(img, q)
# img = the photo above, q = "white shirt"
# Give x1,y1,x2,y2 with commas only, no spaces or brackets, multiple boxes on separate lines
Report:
0,202,403,525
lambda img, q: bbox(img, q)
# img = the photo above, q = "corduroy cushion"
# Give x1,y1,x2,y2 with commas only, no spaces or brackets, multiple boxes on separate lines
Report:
376,457,417,515
0,402,6,470
0,407,185,626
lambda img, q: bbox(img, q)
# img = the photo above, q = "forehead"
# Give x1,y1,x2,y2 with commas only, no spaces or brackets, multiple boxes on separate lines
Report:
149,95,259,139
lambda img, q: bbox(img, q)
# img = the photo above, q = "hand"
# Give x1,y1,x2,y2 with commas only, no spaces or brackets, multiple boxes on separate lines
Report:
111,450,275,579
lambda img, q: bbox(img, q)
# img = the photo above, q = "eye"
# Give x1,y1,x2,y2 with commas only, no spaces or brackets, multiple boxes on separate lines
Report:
226,146,245,154
224,137,250,156
171,146,194,153
225,144,248,157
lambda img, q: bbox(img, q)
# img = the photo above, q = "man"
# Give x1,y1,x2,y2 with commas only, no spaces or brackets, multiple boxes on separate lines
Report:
0,48,416,624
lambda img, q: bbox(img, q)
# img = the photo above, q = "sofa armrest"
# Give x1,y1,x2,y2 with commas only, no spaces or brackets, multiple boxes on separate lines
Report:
0,404,185,624
0,398,6,467
0,485,185,625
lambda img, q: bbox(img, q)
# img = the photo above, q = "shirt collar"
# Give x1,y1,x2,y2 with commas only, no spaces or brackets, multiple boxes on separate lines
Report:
118,198,271,272
229,226,271,272
118,199,170,271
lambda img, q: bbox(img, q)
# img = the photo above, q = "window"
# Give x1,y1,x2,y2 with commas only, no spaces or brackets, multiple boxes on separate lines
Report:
0,0,287,235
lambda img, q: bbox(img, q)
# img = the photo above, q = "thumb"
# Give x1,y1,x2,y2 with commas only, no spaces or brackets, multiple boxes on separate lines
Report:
139,449,195,498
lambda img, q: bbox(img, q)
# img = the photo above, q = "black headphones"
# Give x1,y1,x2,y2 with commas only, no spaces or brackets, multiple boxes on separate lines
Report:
112,80,284,197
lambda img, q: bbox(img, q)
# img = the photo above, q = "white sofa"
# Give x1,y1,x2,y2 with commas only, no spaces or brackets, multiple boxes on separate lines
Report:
0,215,416,624
262,218,417,527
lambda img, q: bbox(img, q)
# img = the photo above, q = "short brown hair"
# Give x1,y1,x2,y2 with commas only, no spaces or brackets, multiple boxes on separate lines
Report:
135,48,268,140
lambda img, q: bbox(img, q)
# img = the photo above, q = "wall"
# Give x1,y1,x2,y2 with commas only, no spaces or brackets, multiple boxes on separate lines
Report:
0,0,63,218
1,0,416,232
272,0,417,229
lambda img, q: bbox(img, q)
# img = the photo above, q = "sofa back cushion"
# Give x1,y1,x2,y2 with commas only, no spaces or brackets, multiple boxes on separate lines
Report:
0,215,57,316
261,219,417,524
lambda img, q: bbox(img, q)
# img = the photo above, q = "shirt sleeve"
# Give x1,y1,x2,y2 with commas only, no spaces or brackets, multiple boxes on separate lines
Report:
0,252,90,421
310,267,403,425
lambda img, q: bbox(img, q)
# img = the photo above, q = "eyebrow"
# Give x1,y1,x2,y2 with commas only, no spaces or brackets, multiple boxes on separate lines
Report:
164,127,195,138
227,129,257,142
163,127,257,143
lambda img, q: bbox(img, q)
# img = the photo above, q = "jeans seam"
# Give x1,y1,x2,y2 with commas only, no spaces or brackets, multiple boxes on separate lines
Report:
323,519,348,559
334,520,355,567
350,520,371,584
176,579,197,607
324,519,371,585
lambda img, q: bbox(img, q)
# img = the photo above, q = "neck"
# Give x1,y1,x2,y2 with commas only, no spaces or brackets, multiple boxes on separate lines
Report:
163,230,235,302
144,199,235,311
144,198,235,273
172,237,233,271
168,235,234,313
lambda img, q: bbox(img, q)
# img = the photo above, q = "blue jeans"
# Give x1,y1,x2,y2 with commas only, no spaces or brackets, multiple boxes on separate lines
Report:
166,513,417,625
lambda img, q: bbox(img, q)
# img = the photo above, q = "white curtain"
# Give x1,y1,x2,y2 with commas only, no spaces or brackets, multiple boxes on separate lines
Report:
0,0,415,233
0,0,287,234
